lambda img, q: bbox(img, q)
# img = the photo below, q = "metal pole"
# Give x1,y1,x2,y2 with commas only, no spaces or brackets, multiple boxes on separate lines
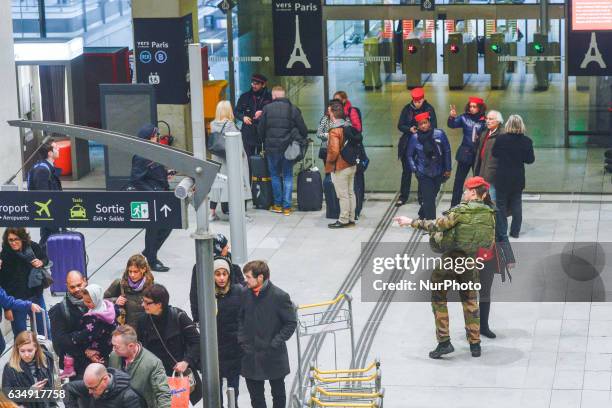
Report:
188,43,222,408
540,0,549,35
224,131,248,263
563,1,569,147
38,0,47,38
226,7,236,107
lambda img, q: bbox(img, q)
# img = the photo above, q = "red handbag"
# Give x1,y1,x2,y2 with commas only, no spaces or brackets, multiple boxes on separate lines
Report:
476,243,496,262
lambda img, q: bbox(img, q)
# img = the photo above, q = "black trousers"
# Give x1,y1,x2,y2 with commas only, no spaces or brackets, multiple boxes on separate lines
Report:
417,175,442,220
39,227,60,248
143,228,172,264
210,201,230,214
245,377,286,408
479,265,495,329
451,161,473,207
495,188,523,238
399,158,412,202
354,167,365,217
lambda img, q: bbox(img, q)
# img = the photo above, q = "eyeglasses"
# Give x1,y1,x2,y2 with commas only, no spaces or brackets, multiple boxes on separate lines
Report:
86,376,106,390
251,81,263,86
142,300,156,306
7,238,21,243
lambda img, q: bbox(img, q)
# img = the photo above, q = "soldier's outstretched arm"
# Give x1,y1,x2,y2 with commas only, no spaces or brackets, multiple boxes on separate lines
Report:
410,211,459,233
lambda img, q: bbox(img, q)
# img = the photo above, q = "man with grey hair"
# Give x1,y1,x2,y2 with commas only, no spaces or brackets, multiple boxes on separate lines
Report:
474,110,504,202
109,325,172,408
257,85,308,215
63,362,145,407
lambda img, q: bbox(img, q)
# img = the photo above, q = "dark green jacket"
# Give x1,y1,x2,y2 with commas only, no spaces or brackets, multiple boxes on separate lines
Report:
109,344,171,408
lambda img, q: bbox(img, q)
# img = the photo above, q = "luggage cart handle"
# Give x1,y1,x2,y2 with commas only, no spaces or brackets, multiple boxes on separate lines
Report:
299,293,351,310
30,308,49,340
311,370,379,383
309,397,379,408
311,360,379,375
313,386,383,399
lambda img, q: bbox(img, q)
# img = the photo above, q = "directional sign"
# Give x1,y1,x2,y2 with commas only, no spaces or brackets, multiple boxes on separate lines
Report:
0,191,187,229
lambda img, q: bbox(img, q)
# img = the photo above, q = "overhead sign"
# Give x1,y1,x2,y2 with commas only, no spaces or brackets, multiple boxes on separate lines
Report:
568,0,612,76
134,15,194,104
0,191,186,229
571,0,612,31
272,0,323,76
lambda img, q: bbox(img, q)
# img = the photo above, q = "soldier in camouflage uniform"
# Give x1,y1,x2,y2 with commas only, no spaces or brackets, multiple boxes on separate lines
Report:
395,176,495,359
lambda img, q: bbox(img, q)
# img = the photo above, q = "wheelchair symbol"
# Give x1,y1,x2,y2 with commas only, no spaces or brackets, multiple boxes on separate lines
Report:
155,51,168,64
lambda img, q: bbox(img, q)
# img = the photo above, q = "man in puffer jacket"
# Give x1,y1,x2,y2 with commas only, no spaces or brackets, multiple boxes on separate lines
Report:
257,86,308,215
63,364,145,407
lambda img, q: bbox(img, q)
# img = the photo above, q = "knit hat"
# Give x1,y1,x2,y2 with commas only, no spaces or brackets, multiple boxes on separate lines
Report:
411,87,425,101
414,112,430,122
213,258,231,273
464,176,490,190
137,124,158,140
468,96,484,105
251,73,267,84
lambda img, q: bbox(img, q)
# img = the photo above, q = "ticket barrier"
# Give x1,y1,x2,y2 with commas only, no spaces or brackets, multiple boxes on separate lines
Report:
379,38,396,74
527,33,560,91
444,33,478,90
364,37,382,90
485,33,510,90
402,38,437,89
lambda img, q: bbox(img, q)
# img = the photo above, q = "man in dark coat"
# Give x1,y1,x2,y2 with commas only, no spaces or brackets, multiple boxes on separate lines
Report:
63,363,145,408
49,270,89,380
396,87,437,207
27,140,62,247
234,73,273,158
238,260,297,408
129,124,173,272
257,86,308,215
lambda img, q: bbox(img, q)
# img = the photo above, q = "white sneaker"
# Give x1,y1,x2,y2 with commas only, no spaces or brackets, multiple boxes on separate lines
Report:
209,213,220,222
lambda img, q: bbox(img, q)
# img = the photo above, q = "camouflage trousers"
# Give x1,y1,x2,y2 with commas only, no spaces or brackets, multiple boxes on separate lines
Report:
431,267,480,345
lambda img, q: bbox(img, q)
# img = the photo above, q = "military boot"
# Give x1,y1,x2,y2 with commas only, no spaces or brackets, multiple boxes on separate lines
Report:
429,340,455,359
470,343,482,357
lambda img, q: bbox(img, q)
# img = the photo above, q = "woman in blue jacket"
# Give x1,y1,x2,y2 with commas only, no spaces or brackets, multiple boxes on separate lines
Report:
447,96,487,207
407,112,452,220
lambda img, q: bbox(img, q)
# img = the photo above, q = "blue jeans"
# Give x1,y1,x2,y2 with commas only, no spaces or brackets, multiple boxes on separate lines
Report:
11,293,49,339
489,184,497,203
267,153,294,209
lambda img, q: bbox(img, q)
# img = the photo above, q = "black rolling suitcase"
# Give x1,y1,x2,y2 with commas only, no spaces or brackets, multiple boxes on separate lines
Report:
324,173,340,219
250,152,273,209
297,141,323,211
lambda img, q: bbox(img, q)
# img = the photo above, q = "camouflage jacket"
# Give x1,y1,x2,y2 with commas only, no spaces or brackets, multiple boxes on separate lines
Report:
410,200,496,256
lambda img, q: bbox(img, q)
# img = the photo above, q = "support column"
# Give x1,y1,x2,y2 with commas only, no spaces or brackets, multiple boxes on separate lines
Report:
132,0,199,152
0,1,22,184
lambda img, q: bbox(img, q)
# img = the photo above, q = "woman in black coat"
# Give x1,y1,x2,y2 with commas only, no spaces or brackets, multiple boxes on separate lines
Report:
492,114,535,239
0,228,49,338
2,331,57,408
137,284,202,405
214,258,244,408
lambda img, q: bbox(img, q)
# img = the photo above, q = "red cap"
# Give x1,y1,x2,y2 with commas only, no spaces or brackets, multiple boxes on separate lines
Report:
468,96,484,105
411,87,425,101
464,176,490,190
414,112,430,122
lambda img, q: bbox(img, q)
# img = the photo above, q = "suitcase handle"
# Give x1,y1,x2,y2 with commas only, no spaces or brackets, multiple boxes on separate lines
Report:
29,308,49,341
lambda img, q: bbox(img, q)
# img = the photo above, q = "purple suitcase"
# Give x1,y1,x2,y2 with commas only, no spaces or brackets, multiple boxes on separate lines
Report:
46,232,87,295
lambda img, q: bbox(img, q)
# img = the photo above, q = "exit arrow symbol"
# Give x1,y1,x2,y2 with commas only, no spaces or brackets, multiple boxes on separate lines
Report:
160,204,172,217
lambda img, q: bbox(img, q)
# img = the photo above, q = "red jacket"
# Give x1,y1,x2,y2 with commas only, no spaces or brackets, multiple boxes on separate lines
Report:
343,100,362,132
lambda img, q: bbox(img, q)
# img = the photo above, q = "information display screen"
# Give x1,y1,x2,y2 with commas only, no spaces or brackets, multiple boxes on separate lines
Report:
571,0,612,31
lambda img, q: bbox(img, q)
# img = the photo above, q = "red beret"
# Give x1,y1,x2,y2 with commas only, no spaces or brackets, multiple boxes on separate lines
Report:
411,87,425,101
414,112,430,122
468,96,484,105
464,176,490,190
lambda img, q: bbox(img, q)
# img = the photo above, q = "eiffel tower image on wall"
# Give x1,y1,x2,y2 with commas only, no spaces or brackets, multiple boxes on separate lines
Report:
287,15,311,69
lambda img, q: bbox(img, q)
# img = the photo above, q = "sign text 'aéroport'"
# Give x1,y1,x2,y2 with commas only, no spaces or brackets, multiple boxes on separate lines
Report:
0,191,186,229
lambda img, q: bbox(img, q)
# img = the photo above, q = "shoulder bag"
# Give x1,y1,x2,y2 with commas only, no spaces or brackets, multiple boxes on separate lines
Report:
148,313,196,393
207,122,229,158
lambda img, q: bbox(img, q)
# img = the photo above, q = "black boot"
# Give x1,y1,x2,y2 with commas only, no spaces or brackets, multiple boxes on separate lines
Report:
429,340,454,359
480,302,496,339
470,343,481,357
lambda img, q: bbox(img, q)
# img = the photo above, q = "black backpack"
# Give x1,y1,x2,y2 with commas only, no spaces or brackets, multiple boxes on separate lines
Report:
340,125,363,165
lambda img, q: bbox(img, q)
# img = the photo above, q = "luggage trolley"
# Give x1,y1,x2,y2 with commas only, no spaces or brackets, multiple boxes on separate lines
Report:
305,360,384,408
296,294,356,375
